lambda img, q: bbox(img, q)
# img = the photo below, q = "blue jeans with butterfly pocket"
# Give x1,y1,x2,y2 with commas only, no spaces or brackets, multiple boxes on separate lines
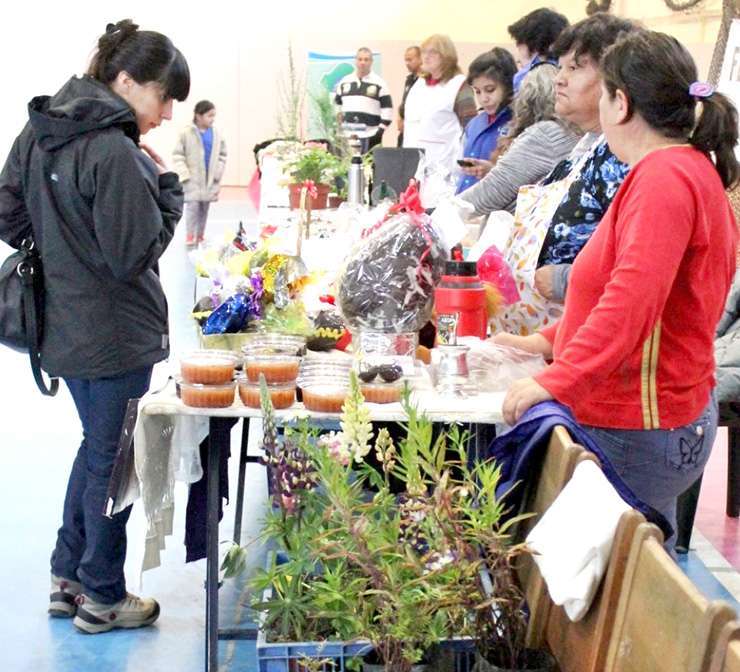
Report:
581,391,717,544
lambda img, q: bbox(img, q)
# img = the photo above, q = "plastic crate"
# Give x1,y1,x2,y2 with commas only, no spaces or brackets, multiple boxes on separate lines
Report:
256,635,475,672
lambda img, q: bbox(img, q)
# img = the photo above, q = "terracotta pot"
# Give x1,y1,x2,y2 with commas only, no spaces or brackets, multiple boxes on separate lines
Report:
473,649,556,672
288,182,330,210
328,195,345,209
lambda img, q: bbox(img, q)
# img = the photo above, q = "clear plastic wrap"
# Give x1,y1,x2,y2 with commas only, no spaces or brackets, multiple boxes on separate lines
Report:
460,337,546,392
338,208,446,333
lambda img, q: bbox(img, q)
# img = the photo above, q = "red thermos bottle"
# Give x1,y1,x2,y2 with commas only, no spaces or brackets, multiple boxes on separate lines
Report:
434,261,487,339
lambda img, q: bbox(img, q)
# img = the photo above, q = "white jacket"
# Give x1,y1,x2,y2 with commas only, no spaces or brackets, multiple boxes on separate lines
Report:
402,74,466,175
172,124,227,202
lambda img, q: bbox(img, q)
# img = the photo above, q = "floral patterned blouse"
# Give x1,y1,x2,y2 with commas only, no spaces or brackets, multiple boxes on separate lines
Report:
537,138,630,267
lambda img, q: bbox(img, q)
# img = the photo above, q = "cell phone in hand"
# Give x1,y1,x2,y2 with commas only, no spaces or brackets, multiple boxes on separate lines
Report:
457,159,475,168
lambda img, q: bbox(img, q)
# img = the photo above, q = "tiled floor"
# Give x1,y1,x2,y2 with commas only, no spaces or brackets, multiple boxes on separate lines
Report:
695,427,740,570
1,200,738,671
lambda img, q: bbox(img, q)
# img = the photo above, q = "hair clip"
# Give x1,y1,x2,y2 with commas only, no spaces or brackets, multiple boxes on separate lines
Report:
689,82,715,99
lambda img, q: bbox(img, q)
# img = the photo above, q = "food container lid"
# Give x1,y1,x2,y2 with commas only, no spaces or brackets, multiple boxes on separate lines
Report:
236,373,296,390
180,349,240,365
359,380,405,390
241,333,306,355
178,378,236,390
244,353,301,363
302,383,350,394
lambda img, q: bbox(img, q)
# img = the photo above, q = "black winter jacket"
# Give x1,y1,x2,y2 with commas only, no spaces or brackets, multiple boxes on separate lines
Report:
0,75,183,379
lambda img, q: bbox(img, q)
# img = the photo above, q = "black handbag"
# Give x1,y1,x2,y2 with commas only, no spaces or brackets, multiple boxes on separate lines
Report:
0,238,59,396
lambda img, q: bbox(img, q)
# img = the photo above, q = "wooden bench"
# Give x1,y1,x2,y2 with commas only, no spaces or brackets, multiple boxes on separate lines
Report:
604,523,736,672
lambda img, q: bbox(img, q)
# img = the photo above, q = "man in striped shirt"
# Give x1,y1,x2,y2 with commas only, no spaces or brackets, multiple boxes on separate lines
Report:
335,47,393,152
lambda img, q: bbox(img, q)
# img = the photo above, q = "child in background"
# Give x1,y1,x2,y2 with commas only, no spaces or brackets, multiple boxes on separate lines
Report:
173,100,227,246
456,49,516,194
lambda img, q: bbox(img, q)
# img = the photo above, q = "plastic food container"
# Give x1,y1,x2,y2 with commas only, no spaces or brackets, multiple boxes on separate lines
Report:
180,350,239,385
179,380,236,408
244,354,301,384
297,358,352,387
237,376,296,410
360,381,403,404
302,384,350,413
241,333,306,356
298,355,352,412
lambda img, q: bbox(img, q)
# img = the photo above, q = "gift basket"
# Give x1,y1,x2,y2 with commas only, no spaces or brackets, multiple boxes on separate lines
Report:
337,181,446,334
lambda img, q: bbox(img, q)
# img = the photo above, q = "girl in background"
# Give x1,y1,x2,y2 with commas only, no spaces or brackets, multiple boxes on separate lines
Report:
173,100,227,246
456,48,516,194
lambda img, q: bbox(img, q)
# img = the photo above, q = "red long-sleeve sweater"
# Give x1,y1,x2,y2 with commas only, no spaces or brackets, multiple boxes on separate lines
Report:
536,146,737,429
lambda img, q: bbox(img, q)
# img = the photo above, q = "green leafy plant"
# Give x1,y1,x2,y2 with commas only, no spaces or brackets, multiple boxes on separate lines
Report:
241,374,534,672
286,147,342,185
310,88,350,158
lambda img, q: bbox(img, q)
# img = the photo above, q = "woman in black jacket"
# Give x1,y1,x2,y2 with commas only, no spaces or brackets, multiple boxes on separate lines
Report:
0,19,189,634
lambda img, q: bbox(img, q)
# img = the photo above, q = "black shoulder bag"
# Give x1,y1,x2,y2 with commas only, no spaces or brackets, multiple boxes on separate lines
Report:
0,238,59,396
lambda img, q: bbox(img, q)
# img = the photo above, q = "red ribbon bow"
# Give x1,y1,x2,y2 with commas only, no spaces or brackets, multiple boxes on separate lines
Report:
388,180,424,216
301,179,318,199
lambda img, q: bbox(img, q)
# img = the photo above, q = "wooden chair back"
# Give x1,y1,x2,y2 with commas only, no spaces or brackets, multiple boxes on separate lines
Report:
515,425,595,646
709,621,740,672
543,508,644,672
605,523,737,672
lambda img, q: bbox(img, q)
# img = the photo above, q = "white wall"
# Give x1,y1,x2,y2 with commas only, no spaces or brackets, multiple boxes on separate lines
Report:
0,0,722,187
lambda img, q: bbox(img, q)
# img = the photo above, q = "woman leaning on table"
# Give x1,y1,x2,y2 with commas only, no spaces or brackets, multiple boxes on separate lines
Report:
0,20,189,632
497,30,739,541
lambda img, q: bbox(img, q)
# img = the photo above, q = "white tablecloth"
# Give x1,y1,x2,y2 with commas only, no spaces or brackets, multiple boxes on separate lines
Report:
114,371,505,572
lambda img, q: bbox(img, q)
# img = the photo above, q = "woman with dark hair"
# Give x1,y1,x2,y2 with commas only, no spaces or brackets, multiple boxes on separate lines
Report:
499,30,738,544
531,12,636,306
508,7,569,92
173,99,228,246
456,48,516,193
458,63,579,212
477,14,635,335
0,19,189,632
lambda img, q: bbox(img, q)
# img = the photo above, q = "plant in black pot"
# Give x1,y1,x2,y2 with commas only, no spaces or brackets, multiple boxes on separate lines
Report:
304,380,469,672
427,453,556,672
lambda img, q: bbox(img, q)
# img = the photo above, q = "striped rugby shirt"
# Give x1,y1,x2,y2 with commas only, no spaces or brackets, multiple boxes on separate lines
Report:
334,71,393,138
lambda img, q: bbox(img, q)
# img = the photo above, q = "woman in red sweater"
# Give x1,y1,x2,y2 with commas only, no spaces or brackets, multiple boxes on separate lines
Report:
497,30,739,540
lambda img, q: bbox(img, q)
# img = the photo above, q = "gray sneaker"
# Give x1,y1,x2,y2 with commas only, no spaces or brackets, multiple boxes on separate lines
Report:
73,592,160,634
49,574,82,618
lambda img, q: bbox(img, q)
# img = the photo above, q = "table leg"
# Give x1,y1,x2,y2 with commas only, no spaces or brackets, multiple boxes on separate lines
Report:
233,418,250,544
472,423,496,464
728,427,740,518
206,417,229,672
675,475,702,553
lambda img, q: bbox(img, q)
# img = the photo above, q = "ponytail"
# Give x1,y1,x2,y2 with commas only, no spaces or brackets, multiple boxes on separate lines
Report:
87,20,139,83
86,19,190,102
690,92,740,189
602,31,740,190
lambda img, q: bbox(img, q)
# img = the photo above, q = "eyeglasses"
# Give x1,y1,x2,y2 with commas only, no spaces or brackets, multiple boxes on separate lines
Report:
358,364,403,384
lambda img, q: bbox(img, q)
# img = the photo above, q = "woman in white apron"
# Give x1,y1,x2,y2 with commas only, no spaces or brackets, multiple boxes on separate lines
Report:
402,34,476,207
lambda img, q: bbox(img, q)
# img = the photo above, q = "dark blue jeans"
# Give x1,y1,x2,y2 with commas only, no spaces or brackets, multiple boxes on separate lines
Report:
51,366,152,604
581,392,718,543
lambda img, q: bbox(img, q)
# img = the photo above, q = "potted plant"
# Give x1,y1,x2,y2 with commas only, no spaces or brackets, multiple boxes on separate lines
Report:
285,147,341,210
225,375,553,672
425,433,556,672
